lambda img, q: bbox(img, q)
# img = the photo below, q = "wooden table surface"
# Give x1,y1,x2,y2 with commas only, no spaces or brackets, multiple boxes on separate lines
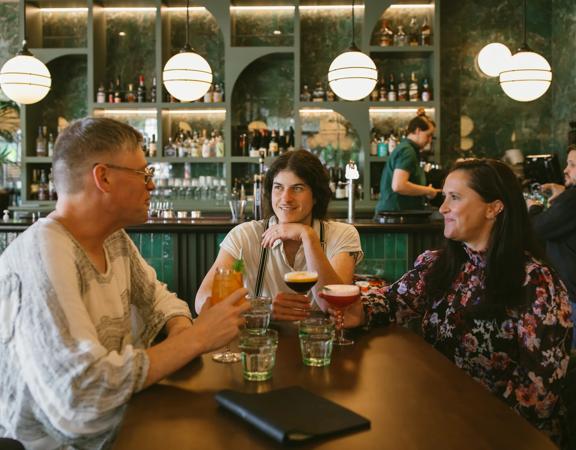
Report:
113,324,557,450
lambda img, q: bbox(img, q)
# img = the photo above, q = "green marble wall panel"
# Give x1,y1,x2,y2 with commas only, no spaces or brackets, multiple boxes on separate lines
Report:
129,232,177,293
40,10,87,48
104,10,156,92
231,53,294,130
550,0,576,161
42,55,87,133
300,4,363,91
0,1,20,102
440,0,554,162
231,5,294,46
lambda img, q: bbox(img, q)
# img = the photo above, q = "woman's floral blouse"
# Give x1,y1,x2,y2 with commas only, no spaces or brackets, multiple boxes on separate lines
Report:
363,246,573,445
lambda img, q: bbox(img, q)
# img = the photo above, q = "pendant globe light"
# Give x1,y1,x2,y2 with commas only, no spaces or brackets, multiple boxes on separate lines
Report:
499,0,551,102
476,42,512,77
327,0,377,101
0,2,51,104
163,0,213,102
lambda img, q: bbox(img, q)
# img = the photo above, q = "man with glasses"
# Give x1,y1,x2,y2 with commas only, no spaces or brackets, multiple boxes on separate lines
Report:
375,108,441,213
0,117,249,449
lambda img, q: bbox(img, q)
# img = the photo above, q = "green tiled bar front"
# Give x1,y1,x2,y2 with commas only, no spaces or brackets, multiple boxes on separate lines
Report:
129,232,177,294
357,233,409,282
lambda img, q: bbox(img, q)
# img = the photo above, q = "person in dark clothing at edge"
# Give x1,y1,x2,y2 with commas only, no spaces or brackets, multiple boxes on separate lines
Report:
375,108,441,213
527,145,576,346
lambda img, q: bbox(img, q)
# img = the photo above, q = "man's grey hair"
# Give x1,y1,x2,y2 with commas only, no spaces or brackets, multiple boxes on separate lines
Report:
52,117,143,194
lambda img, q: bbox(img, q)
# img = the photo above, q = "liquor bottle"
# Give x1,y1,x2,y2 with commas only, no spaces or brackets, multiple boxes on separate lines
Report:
29,169,39,200
378,76,387,101
259,129,269,156
114,78,122,103
150,77,157,102
377,136,388,157
213,83,223,102
249,130,260,157
335,167,347,199
164,137,176,157
394,25,407,46
137,74,146,103
106,81,114,103
397,73,407,101
125,83,136,103
370,79,380,102
268,129,279,157
278,128,287,154
379,20,394,47
312,82,325,102
36,126,47,157
239,132,248,157
409,72,419,101
203,84,213,103
421,77,432,101
201,129,211,158
38,170,49,201
408,17,419,46
215,131,224,157
387,74,397,102
149,134,157,157
326,85,336,102
96,82,106,103
47,133,55,157
420,17,432,46
300,84,312,102
287,127,295,152
370,131,378,156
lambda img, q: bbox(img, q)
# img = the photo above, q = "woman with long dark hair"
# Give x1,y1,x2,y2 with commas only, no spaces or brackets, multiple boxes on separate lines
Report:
343,159,572,445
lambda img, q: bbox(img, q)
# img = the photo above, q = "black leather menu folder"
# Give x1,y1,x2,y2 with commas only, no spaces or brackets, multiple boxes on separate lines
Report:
215,386,370,444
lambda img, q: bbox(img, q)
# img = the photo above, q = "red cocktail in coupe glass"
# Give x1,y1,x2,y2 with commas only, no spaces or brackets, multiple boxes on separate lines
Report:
319,284,360,345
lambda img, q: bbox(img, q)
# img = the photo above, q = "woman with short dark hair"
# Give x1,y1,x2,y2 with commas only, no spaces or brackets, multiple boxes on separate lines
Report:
344,159,572,445
196,149,364,321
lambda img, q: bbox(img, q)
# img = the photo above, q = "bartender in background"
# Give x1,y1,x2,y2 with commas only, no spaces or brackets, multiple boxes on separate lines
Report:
375,108,440,213
527,145,576,345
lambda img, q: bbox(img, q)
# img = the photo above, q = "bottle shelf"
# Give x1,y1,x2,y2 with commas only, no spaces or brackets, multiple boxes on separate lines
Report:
368,45,434,54
368,101,436,109
92,102,158,110
159,102,227,110
148,157,225,164
369,156,389,162
24,157,53,164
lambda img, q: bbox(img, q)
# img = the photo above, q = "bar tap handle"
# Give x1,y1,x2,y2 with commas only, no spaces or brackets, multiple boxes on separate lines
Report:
345,160,359,224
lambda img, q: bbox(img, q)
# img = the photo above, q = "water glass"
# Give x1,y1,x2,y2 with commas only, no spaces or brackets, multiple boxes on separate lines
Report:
243,296,272,335
229,199,247,221
299,318,335,367
239,329,278,381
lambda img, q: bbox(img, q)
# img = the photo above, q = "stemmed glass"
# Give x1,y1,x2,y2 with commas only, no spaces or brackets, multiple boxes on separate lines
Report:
211,267,244,363
284,271,319,314
319,284,360,346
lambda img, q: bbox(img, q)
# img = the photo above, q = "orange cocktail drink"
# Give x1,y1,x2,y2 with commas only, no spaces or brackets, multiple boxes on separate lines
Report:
212,268,243,303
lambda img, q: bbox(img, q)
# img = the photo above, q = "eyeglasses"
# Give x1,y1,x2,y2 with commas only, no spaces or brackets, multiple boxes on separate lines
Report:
97,163,155,184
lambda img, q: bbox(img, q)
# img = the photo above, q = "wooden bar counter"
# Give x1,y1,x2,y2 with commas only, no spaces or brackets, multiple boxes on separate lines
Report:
113,324,555,450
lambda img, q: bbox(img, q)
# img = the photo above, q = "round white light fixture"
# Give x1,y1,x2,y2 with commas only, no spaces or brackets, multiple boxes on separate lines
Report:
499,49,552,102
0,46,51,104
163,51,213,102
328,48,377,101
476,42,511,77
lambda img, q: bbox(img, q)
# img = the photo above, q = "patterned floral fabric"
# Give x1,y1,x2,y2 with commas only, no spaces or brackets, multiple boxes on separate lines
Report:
362,246,573,446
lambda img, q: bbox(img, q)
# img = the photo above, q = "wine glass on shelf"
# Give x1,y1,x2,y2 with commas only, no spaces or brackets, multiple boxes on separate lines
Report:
319,284,360,346
211,267,244,363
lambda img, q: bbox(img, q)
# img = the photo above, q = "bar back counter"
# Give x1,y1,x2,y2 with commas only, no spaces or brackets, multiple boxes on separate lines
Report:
0,218,443,311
